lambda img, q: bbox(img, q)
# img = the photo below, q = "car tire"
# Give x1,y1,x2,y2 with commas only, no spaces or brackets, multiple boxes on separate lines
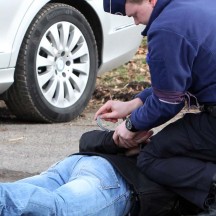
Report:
5,3,98,122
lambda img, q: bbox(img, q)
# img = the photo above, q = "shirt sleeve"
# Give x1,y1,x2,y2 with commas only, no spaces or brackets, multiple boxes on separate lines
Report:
130,29,196,130
135,87,153,103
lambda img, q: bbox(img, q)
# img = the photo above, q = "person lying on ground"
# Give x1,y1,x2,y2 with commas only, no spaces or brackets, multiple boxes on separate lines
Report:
0,130,201,216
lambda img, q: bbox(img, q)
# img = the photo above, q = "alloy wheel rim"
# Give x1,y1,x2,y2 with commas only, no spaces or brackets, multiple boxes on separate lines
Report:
36,21,90,108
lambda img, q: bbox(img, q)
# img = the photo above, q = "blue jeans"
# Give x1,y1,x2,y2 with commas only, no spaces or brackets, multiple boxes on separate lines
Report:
0,155,132,216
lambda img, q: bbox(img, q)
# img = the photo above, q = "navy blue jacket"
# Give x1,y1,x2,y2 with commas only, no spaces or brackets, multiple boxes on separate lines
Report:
130,0,216,130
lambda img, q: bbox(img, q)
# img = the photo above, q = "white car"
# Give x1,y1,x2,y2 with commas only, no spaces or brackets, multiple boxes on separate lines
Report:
0,0,143,122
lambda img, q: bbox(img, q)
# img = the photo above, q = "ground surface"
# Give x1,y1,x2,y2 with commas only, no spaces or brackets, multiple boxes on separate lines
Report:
0,98,198,182
0,39,199,182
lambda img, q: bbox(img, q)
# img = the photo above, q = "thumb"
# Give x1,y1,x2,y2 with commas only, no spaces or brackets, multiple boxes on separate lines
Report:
137,130,154,143
100,112,118,121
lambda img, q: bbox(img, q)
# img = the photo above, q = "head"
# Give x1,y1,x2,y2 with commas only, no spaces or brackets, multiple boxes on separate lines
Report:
126,0,157,25
103,0,157,25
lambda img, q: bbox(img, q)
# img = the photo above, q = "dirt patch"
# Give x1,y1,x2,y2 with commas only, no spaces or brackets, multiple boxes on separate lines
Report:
89,40,150,108
0,169,37,182
89,80,150,108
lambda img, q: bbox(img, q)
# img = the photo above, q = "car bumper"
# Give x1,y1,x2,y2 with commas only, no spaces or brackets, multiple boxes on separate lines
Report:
0,68,14,94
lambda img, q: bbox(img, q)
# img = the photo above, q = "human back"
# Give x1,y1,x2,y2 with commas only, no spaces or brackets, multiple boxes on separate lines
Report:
147,0,216,105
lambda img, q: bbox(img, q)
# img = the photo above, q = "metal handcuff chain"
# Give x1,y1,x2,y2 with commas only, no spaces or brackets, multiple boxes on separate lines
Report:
96,116,111,132
96,116,126,132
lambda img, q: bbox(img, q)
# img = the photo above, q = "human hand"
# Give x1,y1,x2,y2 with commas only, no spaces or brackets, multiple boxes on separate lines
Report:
124,146,140,156
94,100,130,123
94,98,143,123
124,138,151,156
113,121,153,148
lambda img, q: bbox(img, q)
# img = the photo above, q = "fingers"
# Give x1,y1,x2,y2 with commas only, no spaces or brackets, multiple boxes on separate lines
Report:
113,123,154,149
100,112,119,121
113,130,121,146
94,100,118,121
103,118,118,123
113,131,131,148
94,102,111,120
125,147,140,156
135,130,154,143
94,100,130,122
113,129,139,148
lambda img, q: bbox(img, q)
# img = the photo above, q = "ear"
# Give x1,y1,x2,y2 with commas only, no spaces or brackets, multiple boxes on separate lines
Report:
150,0,157,7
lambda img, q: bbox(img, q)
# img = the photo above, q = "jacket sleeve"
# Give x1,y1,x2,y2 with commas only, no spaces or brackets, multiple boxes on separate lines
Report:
79,130,126,154
135,87,153,103
131,29,195,130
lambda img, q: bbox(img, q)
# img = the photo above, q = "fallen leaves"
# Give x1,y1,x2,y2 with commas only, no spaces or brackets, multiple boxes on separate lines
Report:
90,39,150,106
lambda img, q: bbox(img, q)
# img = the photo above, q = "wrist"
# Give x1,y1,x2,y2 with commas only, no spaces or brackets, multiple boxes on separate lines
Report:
125,116,138,132
126,98,143,114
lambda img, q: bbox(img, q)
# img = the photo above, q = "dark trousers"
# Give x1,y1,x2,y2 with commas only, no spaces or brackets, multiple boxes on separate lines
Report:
137,112,216,209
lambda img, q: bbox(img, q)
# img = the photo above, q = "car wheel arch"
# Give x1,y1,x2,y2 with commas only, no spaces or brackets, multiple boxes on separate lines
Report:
64,0,103,68
9,0,103,70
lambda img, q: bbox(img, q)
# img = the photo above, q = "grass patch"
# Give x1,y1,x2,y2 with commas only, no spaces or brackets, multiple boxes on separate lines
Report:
96,37,150,88
91,37,151,105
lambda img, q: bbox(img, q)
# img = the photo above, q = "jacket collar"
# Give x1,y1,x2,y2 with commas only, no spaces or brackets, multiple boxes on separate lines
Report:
142,0,172,36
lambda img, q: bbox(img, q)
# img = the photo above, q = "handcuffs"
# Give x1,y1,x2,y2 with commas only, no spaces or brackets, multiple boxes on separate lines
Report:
96,116,111,132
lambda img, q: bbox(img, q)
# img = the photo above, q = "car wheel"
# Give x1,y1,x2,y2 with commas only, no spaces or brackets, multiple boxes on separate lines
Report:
5,3,98,122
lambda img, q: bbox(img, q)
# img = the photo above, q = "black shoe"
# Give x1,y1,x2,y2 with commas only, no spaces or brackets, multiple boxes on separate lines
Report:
199,181,216,216
197,209,216,216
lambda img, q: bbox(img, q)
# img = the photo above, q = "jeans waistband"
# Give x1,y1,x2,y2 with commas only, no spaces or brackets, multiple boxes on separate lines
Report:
200,105,216,117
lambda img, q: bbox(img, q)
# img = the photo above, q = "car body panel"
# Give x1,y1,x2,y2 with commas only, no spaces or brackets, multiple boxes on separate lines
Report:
0,0,144,94
0,0,35,68
83,0,144,73
0,68,14,94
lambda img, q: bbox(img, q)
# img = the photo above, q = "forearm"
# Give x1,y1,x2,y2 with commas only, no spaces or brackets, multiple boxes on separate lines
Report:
79,130,125,154
126,97,143,115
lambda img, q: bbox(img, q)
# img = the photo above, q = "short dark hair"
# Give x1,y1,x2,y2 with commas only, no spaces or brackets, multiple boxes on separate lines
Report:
127,0,145,3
